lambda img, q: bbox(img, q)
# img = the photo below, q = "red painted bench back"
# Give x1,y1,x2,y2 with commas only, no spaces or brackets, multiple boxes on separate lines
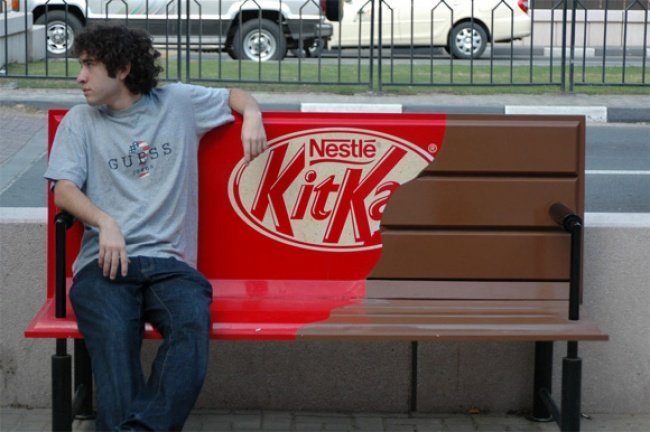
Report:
37,110,446,339
46,110,446,295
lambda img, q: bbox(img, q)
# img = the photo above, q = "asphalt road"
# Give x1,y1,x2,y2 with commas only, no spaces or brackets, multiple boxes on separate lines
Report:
0,107,648,212
586,124,650,213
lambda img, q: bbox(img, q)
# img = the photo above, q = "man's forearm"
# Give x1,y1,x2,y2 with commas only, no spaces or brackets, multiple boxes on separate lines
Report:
228,88,262,117
53,179,128,279
228,88,267,163
53,179,111,229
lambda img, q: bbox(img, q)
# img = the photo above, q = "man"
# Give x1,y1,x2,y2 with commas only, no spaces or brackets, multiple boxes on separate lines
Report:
44,25,267,431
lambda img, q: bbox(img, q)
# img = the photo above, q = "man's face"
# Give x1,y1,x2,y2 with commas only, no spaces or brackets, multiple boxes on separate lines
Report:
76,53,127,108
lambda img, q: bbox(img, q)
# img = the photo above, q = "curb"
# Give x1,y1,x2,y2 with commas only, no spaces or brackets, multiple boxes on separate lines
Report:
292,103,647,124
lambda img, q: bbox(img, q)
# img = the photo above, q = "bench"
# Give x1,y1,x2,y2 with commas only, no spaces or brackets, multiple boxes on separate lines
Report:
25,109,608,432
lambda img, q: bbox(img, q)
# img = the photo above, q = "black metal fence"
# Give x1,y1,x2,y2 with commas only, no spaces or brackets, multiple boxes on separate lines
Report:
1,0,648,91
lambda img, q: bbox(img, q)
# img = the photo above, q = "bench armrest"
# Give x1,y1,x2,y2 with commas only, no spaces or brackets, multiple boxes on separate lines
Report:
54,211,75,319
550,202,582,232
549,203,582,321
54,211,75,229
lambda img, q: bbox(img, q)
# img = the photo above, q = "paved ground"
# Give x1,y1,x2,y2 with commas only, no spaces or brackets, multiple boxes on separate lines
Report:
2,408,650,432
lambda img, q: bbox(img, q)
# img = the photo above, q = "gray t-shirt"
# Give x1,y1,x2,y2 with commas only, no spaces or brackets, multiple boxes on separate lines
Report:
44,83,234,274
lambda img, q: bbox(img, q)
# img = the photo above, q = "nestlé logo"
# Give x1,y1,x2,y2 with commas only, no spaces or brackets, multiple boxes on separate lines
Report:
228,128,436,252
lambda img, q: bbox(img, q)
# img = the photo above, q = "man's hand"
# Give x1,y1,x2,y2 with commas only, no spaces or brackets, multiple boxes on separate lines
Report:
97,215,129,280
228,88,268,163
241,110,268,163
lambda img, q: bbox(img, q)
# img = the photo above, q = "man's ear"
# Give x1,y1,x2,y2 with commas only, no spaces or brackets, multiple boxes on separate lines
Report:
117,63,132,82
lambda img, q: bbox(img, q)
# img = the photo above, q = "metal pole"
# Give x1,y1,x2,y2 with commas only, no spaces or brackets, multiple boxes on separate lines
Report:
177,0,182,80
561,0,568,92
561,355,582,431
375,0,381,92
532,341,554,422
410,341,418,412
186,0,191,82
569,0,577,93
52,348,72,431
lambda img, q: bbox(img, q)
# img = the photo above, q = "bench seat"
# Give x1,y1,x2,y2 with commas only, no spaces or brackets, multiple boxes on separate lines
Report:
26,279,607,342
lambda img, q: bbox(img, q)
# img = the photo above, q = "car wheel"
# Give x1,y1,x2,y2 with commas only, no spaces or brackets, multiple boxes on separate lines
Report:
35,11,83,58
449,22,488,60
232,19,287,62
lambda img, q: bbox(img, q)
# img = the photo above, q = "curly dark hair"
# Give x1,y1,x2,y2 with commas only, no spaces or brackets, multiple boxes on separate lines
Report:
74,24,163,95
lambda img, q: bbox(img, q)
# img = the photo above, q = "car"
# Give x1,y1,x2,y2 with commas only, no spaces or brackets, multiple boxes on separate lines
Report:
329,0,531,59
13,0,343,61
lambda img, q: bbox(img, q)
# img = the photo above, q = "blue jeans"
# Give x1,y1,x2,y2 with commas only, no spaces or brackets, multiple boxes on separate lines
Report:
70,256,212,431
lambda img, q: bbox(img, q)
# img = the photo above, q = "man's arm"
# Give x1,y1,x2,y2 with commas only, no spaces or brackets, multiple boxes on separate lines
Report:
228,88,268,163
53,180,128,280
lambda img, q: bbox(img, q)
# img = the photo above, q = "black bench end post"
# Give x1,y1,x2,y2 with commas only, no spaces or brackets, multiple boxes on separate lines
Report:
561,353,582,432
52,212,75,431
531,341,554,422
52,340,72,432
550,203,585,432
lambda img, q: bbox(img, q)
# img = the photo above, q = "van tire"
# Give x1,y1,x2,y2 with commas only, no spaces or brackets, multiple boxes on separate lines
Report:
231,19,287,62
35,10,83,58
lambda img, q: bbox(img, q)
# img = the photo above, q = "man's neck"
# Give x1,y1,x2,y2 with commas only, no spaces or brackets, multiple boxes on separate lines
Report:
108,90,143,111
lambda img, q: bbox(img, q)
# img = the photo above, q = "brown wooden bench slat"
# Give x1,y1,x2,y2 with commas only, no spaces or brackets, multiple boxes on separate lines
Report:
364,280,569,300
427,116,583,176
380,177,579,228
297,308,607,342
373,231,571,280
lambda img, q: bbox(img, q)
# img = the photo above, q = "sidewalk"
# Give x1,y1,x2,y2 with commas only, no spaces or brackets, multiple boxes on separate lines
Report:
2,408,650,432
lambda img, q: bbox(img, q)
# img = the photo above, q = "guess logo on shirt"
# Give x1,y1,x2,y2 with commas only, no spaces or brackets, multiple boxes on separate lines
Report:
107,141,173,178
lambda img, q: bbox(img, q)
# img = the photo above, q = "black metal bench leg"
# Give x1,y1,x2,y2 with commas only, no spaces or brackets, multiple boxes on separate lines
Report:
410,341,418,413
561,341,582,432
52,339,72,432
73,339,95,420
531,341,554,422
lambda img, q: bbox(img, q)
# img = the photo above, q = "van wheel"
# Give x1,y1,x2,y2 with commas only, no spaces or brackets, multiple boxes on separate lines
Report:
232,19,287,62
35,11,83,58
449,22,488,60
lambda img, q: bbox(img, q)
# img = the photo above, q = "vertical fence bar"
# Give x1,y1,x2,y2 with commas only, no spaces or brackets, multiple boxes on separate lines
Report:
372,0,378,92
186,0,191,82
602,0,609,84
561,0,568,92
581,3,587,83
469,0,474,84
2,2,7,76
176,0,182,80
569,0,577,92
529,0,535,83
642,5,649,84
